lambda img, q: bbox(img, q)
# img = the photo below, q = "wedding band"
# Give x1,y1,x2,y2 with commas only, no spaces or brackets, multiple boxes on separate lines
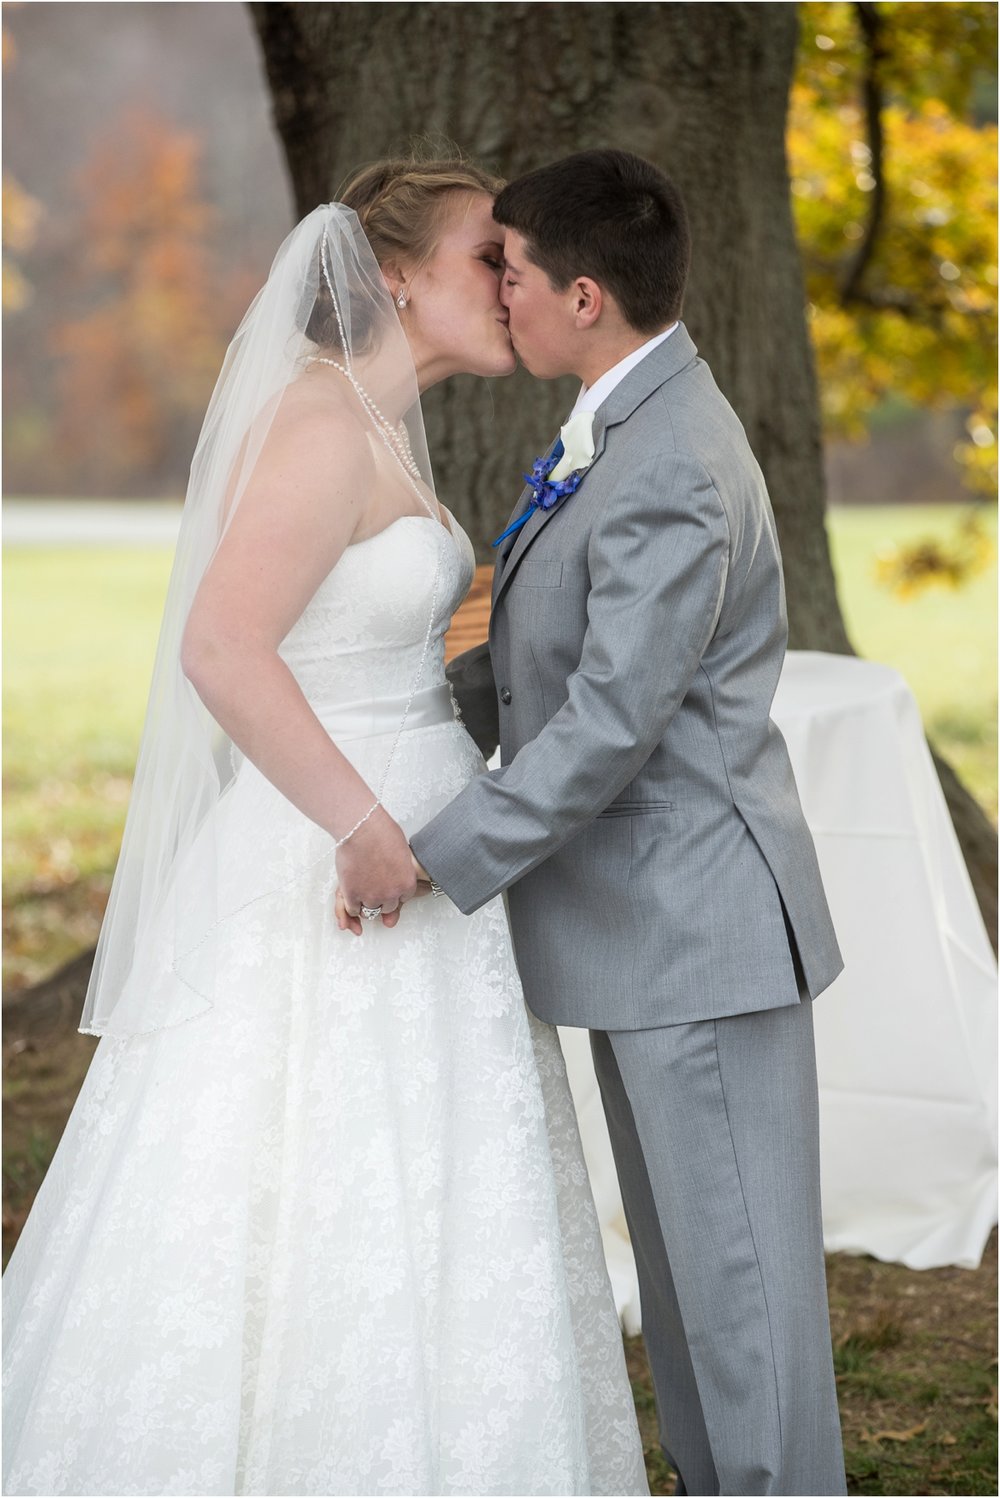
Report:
429,881,446,898
360,904,383,921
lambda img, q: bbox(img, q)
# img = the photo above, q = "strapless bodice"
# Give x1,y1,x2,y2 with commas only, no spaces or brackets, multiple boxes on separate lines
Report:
278,513,476,707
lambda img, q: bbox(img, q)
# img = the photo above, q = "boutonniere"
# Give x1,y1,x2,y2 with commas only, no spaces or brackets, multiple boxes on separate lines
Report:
492,410,596,548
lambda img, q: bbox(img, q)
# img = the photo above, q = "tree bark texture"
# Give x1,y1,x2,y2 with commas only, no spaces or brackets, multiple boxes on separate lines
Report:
244,0,994,947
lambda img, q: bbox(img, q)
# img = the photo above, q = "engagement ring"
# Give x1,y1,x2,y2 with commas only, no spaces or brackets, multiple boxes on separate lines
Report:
360,904,383,921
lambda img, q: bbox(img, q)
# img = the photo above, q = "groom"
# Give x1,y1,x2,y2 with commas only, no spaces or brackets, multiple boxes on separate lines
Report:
409,150,847,1495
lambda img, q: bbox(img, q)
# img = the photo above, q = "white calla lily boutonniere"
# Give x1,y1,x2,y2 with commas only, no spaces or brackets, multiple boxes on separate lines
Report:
548,410,596,481
492,409,598,548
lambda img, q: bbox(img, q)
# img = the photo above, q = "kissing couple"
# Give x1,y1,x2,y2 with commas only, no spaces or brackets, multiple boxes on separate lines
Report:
3,149,846,1497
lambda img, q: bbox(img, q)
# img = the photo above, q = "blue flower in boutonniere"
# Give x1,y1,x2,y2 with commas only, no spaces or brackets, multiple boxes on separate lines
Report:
492,410,596,548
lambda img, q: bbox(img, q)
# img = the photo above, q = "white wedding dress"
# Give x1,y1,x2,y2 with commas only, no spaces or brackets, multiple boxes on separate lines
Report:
3,513,648,1498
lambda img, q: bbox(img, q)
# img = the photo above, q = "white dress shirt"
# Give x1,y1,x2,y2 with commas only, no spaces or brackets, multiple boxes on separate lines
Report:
568,322,678,419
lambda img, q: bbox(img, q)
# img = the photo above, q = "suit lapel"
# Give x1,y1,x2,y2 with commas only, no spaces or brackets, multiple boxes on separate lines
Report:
491,433,560,608
491,323,699,615
491,483,532,606
491,410,606,612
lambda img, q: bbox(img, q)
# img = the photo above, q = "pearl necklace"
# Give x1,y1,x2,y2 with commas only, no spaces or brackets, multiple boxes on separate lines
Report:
309,356,427,495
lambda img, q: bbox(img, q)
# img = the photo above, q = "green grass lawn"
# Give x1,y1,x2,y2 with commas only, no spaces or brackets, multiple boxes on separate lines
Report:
826,504,997,822
2,504,996,991
3,548,176,988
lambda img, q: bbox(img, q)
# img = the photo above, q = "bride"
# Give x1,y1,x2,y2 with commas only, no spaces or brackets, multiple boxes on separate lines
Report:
2,158,649,1496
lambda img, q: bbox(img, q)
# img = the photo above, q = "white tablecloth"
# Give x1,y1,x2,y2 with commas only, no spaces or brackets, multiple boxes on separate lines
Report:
554,652,997,1324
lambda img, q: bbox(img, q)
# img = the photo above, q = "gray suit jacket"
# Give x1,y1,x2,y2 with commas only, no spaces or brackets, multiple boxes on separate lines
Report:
411,325,844,1029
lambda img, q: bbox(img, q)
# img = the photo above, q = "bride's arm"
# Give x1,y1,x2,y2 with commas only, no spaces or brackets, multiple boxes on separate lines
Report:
181,405,418,921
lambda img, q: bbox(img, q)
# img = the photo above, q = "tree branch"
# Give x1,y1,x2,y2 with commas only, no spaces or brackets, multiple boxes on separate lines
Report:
840,1,887,307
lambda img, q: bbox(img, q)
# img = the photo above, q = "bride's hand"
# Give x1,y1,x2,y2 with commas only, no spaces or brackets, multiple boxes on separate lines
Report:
335,880,433,935
335,887,364,936
335,806,417,929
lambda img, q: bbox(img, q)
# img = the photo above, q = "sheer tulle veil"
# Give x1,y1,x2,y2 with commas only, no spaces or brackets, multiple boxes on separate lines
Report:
79,204,439,1037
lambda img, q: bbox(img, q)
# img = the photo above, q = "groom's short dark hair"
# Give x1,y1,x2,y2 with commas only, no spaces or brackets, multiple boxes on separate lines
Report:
494,149,690,333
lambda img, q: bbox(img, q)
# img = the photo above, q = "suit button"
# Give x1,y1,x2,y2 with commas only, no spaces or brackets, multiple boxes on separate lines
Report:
500,686,512,705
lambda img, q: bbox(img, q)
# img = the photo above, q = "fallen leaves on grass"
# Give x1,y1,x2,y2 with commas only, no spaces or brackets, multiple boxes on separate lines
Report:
862,1420,929,1443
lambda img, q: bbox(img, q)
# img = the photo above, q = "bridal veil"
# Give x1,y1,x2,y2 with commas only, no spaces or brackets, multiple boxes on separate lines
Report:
80,205,440,1037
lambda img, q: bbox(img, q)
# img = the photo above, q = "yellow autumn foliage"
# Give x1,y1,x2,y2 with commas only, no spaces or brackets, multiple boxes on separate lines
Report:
790,3,997,497
2,173,42,311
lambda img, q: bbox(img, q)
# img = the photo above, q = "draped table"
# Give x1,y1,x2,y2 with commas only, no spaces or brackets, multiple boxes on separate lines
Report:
554,652,998,1328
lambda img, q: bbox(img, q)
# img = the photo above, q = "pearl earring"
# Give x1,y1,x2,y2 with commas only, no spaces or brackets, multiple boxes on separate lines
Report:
396,289,407,309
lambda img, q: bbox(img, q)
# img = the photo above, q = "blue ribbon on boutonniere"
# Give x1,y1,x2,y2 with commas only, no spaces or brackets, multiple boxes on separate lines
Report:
491,439,588,549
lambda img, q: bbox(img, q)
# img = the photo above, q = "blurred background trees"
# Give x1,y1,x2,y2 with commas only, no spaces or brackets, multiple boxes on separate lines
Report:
49,108,253,495
2,1,289,496
790,2,997,499
4,2,994,510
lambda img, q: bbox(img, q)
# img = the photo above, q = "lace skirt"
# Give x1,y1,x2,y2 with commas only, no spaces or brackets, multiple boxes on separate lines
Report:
2,715,647,1496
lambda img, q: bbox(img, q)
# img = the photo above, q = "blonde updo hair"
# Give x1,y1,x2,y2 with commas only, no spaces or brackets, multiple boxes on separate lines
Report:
341,154,506,274
307,154,505,352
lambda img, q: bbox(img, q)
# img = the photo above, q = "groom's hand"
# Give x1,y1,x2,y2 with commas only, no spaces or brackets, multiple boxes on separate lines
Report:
335,806,418,930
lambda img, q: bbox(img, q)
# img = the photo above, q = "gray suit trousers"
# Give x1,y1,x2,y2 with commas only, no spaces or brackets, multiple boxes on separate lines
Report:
591,1000,846,1497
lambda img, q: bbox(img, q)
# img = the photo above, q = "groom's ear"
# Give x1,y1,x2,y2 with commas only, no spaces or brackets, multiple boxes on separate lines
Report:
571,277,603,331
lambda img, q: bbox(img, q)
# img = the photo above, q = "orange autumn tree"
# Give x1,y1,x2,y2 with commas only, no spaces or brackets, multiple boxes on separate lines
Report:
2,172,42,314
2,16,42,317
52,108,238,494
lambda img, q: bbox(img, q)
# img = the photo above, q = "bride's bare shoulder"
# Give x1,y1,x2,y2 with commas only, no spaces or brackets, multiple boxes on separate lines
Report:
222,374,377,537
261,376,375,476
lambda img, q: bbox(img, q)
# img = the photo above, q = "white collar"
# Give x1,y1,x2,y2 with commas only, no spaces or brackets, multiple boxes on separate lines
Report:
569,323,678,419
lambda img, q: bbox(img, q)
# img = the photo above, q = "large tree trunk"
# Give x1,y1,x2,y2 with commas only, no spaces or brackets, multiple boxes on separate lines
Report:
242,0,991,950
250,3,848,642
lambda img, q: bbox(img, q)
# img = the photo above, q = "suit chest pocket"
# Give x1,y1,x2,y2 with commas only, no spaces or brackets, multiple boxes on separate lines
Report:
510,559,564,589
